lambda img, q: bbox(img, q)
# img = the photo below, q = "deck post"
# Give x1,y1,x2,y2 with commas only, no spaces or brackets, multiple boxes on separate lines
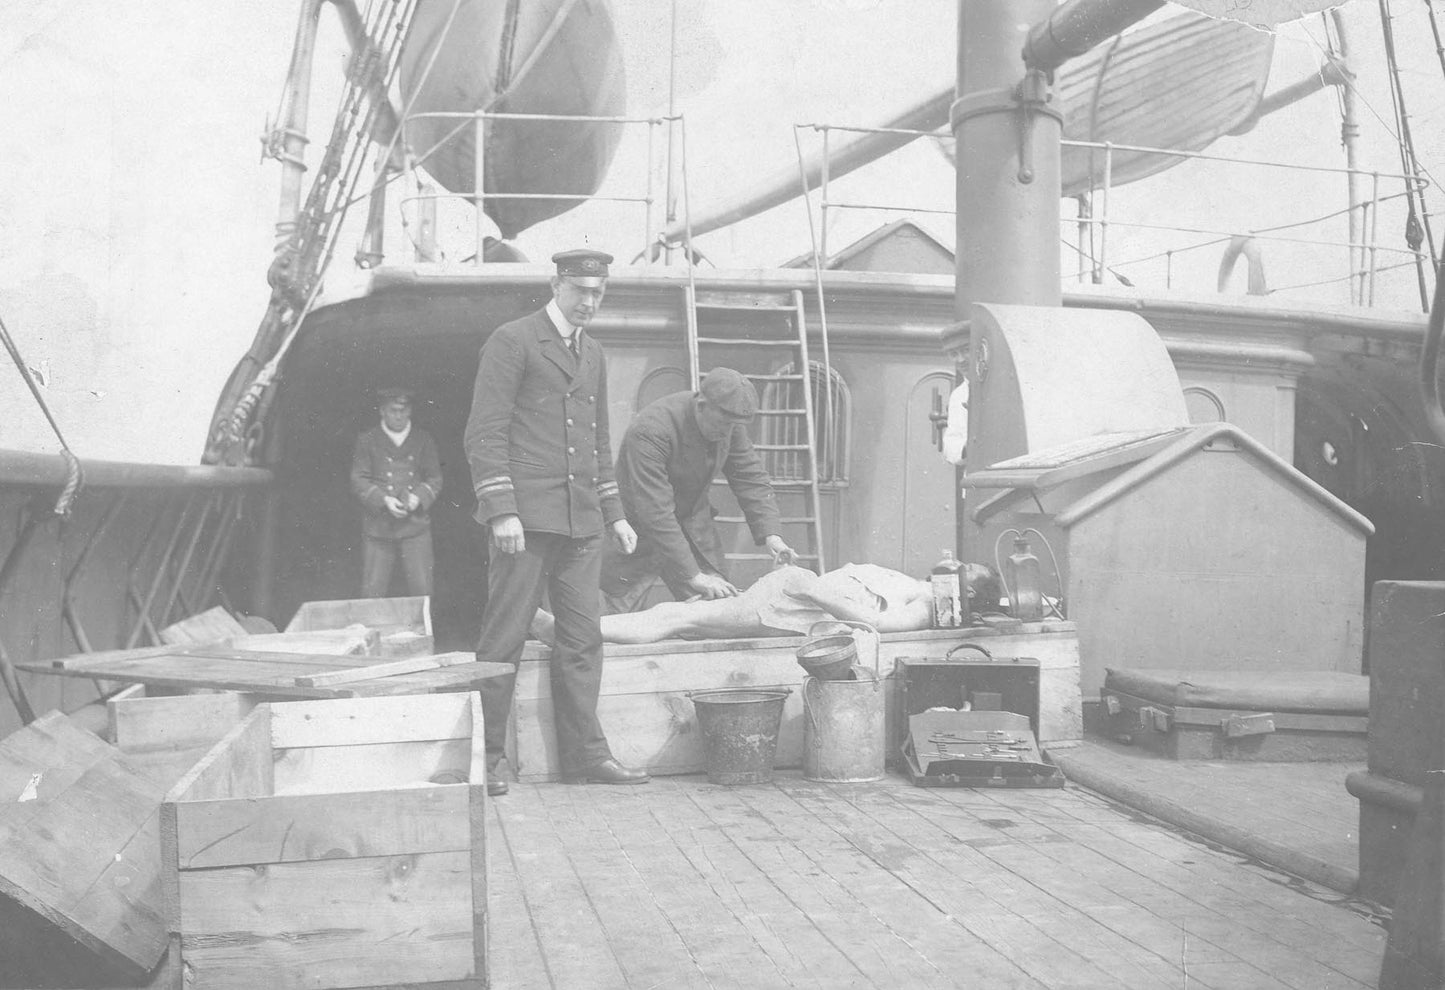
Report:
953,0,1062,314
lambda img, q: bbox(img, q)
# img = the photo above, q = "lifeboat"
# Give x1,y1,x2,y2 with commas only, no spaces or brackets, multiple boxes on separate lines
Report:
398,0,627,239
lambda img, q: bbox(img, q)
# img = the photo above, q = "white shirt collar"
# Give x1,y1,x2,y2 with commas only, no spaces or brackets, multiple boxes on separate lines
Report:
545,299,578,341
381,421,412,446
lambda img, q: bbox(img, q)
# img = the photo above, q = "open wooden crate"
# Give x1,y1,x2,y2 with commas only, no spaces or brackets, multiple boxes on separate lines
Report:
160,693,487,990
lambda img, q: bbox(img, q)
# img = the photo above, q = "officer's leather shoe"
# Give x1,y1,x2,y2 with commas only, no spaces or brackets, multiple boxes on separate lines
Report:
564,758,651,785
486,778,509,797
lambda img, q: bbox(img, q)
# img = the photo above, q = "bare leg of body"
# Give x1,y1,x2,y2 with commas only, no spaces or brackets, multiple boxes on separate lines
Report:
533,596,773,645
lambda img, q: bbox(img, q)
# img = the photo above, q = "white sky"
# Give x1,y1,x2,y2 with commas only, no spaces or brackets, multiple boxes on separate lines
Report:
1,0,1441,462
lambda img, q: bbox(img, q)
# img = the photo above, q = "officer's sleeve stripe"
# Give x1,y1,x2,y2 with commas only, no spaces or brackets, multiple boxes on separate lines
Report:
476,478,515,495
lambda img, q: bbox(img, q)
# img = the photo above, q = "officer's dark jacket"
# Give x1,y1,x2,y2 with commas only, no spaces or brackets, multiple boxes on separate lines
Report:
613,390,781,588
463,307,623,537
350,424,442,540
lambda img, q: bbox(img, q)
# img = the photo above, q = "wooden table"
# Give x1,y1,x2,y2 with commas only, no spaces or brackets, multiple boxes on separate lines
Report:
17,645,512,699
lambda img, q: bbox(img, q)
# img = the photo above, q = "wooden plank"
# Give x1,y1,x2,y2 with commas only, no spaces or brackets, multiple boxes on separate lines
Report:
272,738,473,795
41,644,185,671
673,782,954,989
779,780,1115,989
226,626,379,657
25,653,364,695
177,850,475,990
285,596,429,634
173,785,471,868
0,742,172,981
268,693,474,748
291,651,474,688
0,710,114,801
159,606,247,646
109,692,256,753
165,706,273,803
492,794,631,989
484,799,552,989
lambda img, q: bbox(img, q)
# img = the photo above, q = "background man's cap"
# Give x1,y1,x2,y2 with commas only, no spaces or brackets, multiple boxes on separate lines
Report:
377,386,414,405
552,248,612,284
699,367,759,418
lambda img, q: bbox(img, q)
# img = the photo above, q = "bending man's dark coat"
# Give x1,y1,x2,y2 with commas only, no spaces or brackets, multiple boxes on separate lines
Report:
605,390,782,601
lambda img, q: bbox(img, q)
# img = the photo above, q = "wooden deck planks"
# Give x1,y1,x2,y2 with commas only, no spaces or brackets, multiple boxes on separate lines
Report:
819,784,1190,990
485,772,1384,990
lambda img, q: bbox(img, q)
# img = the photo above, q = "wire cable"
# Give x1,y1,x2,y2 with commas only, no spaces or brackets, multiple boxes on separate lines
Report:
0,313,82,516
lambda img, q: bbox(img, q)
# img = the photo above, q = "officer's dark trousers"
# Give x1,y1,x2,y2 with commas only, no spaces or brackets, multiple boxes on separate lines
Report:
476,531,612,776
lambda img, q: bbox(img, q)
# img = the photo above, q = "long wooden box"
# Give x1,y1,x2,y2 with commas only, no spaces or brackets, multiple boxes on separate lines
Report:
510,623,1080,782
1102,689,1368,761
161,694,487,990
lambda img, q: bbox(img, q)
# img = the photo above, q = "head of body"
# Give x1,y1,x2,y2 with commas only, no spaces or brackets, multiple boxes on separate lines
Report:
693,367,759,442
550,248,612,330
377,388,413,432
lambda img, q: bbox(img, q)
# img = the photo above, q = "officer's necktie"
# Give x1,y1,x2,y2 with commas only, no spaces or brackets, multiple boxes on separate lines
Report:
568,333,580,358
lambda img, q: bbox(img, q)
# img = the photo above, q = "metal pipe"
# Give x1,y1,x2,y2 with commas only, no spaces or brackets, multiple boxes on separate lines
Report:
1369,171,1382,305
955,0,1063,312
820,128,832,266
1021,0,1164,75
659,89,953,247
1332,10,1364,305
644,119,656,263
0,451,270,490
1098,142,1113,284
664,0,680,265
474,110,487,264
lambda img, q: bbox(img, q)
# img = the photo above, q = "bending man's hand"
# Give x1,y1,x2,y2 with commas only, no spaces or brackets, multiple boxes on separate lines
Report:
490,514,525,555
611,519,637,555
687,572,739,599
765,535,798,566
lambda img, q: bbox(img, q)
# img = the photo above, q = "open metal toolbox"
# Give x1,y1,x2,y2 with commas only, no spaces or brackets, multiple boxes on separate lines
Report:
895,650,1064,788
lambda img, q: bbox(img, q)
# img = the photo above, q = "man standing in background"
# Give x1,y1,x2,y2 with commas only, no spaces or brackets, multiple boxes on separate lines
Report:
464,249,647,796
350,387,442,597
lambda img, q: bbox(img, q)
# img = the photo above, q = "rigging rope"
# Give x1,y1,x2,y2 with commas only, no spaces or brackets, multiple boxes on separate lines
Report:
1377,0,1437,305
0,313,82,517
208,0,455,465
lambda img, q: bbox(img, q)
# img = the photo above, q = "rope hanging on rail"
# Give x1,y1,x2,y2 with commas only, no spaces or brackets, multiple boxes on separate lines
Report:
0,313,82,517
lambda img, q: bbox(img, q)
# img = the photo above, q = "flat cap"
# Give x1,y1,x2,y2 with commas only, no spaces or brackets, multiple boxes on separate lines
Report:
552,248,612,283
699,367,759,419
376,386,414,405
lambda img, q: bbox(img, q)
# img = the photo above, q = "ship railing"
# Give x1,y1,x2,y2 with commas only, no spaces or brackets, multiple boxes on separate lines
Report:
0,452,270,733
1064,138,1433,308
792,122,1432,310
394,110,680,265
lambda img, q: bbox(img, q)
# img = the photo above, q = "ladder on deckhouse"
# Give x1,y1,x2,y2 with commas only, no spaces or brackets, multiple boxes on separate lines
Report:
682,284,828,576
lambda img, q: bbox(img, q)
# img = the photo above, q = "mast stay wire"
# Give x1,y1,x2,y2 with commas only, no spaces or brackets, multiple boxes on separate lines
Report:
1298,14,1437,307
1376,0,1436,298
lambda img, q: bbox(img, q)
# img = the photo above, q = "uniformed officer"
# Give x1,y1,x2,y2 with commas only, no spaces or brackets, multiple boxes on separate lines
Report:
603,367,797,611
464,248,646,796
350,387,442,597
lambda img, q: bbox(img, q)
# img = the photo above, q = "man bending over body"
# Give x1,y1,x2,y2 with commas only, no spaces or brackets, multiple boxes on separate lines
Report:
533,564,935,645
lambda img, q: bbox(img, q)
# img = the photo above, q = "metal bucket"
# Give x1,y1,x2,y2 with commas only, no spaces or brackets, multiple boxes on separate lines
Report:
688,688,792,785
795,633,858,681
803,668,886,782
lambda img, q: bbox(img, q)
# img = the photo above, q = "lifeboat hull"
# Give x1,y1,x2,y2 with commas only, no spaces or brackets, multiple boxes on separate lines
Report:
399,0,627,239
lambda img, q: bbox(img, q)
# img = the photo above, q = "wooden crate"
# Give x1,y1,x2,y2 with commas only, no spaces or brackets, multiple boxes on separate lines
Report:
109,687,257,754
510,623,1080,782
161,694,488,990
285,597,434,657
